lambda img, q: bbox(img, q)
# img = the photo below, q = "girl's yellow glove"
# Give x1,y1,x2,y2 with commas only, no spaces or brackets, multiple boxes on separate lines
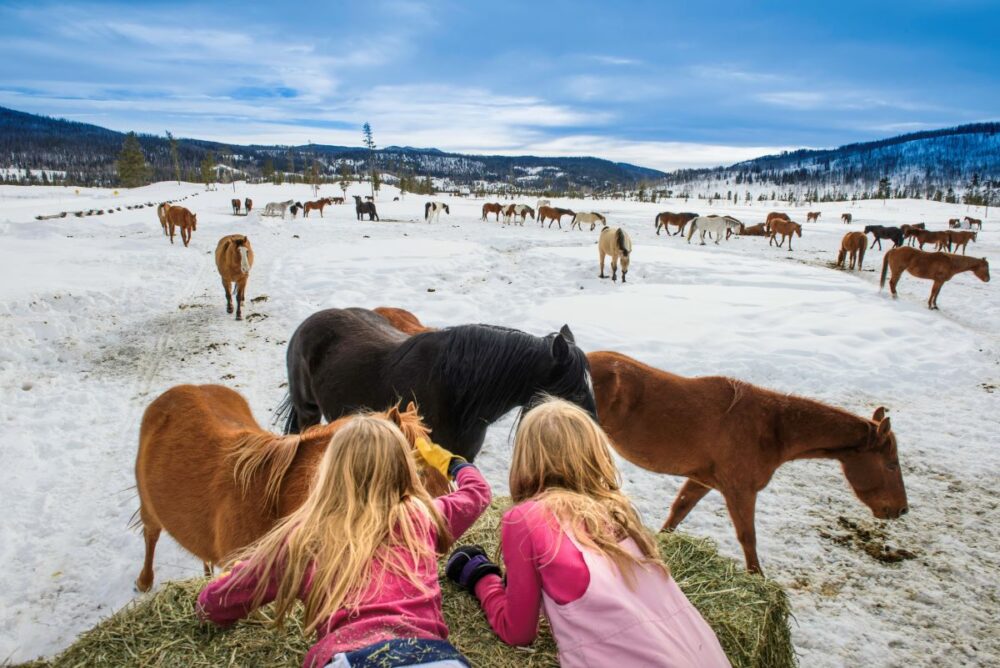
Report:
414,437,464,478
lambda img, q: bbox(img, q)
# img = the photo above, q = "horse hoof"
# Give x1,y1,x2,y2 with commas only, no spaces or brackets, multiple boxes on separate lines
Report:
134,579,151,593
226,306,233,314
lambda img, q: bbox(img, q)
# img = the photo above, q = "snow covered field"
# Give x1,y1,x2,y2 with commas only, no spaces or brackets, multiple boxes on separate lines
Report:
1,182,997,666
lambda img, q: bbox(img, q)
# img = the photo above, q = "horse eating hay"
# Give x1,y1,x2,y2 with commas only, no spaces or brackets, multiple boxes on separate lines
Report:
881,247,990,309
425,201,450,223
214,235,254,320
598,226,632,282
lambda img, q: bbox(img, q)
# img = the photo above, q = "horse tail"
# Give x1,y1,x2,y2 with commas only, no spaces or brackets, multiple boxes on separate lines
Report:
228,431,302,510
880,252,890,289
616,228,630,256
654,213,661,231
686,219,696,242
273,393,299,434
424,202,431,220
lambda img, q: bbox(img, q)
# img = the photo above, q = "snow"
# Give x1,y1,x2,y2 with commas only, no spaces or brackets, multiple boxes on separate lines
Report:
1,182,997,666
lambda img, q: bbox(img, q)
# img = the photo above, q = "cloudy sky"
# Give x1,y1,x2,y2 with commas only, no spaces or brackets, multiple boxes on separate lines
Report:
1,0,997,171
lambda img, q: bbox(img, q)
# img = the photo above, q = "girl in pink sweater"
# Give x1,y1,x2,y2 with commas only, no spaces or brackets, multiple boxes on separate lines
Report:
446,398,730,668
197,414,491,668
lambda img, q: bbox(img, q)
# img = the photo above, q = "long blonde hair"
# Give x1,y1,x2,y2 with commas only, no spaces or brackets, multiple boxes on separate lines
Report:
510,398,667,586
224,414,451,633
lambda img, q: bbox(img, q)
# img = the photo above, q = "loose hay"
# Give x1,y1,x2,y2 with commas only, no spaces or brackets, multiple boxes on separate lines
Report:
19,499,794,667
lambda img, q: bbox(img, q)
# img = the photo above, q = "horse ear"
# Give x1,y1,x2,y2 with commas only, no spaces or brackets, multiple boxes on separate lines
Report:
558,324,576,344
405,400,417,415
386,405,402,427
876,416,891,441
551,332,570,363
872,406,886,422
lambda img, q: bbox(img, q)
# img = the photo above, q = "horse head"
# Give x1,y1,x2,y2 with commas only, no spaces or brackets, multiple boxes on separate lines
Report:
190,212,197,230
840,407,908,520
864,225,875,234
530,325,597,419
974,258,990,282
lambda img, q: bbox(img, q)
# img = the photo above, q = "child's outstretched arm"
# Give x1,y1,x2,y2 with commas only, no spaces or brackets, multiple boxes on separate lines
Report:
195,561,279,627
417,438,492,539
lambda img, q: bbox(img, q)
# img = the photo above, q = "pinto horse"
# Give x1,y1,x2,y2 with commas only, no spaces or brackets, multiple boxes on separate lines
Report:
303,198,334,218
166,206,197,247
538,206,576,229
481,202,503,222
277,307,596,462
837,231,867,270
806,211,821,222
231,198,241,215
588,351,907,573
864,225,904,250
654,211,698,236
425,201,450,223
571,211,606,231
503,204,534,225
133,386,448,591
214,234,254,320
768,219,801,251
598,226,632,282
354,195,379,221
881,247,990,309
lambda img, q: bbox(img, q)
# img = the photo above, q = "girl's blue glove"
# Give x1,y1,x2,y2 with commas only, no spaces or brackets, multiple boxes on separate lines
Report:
445,545,501,595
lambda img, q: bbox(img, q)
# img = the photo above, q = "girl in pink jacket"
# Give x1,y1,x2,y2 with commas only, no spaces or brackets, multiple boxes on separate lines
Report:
197,415,490,668
446,398,730,668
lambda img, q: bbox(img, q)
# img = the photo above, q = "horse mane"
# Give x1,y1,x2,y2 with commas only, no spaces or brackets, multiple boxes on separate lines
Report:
228,431,303,510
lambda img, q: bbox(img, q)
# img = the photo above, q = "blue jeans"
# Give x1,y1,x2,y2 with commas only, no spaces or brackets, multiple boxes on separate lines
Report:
326,638,469,668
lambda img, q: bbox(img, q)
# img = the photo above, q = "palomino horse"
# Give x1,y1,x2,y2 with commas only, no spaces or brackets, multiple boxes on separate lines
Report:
571,211,606,231
837,231,867,270
231,199,241,215
947,230,977,255
911,229,951,251
244,198,252,215
588,350,907,573
881,247,990,309
262,200,294,218
654,211,698,236
354,195,379,221
686,216,742,245
864,225,904,250
806,211,821,222
214,234,254,320
156,203,171,237
425,201,450,223
166,206,197,247
842,213,853,224
277,307,596,461
741,222,769,236
965,216,983,230
538,206,576,229
133,386,448,591
901,223,926,246
598,226,632,282
303,198,334,218
768,219,802,251
481,202,503,222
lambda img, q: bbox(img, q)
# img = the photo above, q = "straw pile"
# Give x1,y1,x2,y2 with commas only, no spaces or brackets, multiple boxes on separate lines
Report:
18,499,795,667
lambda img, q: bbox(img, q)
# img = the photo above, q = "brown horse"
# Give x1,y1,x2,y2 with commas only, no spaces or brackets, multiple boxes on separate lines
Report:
331,196,345,205
481,202,503,222
881,247,990,309
654,211,698,236
373,306,431,335
911,229,951,251
588,350,906,573
244,198,252,215
837,231,867,270
947,230,977,255
806,211,821,222
900,223,925,247
538,205,576,229
133,386,448,592
842,213,853,224
166,206,197,247
303,198,333,218
231,198,241,215
948,218,961,228
156,203,171,237
768,219,801,250
214,235,254,320
964,216,982,230
740,222,769,237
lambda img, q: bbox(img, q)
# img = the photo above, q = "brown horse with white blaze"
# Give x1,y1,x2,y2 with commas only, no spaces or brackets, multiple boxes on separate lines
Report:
214,234,254,320
133,385,448,592
881,246,990,309
588,351,907,573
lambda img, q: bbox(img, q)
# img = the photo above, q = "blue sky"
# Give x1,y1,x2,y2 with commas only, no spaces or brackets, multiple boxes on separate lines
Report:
1,0,997,170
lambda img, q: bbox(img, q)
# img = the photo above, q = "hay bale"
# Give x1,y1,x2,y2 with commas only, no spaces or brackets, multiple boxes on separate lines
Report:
19,499,794,667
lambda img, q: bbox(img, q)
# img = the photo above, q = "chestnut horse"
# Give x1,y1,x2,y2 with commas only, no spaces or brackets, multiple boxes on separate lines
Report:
303,198,334,218
965,216,982,230
881,247,990,309
947,230,977,255
538,206,576,229
741,222,769,237
806,211,821,222
482,202,503,222
231,198,241,215
214,234,254,320
166,206,197,247
765,211,790,233
156,203,171,237
837,231,867,270
768,219,801,251
134,385,448,591
842,213,853,224
373,306,430,335
654,211,698,236
900,223,925,247
911,229,952,251
244,198,252,215
588,351,906,573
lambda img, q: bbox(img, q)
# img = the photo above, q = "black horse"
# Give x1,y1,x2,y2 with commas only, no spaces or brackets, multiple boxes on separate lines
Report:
354,195,379,221
277,307,596,461
864,225,904,250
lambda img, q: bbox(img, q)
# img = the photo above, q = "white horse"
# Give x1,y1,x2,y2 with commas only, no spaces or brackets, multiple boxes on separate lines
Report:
504,204,534,226
686,215,743,245
424,201,450,223
536,198,551,211
571,211,607,231
262,200,294,219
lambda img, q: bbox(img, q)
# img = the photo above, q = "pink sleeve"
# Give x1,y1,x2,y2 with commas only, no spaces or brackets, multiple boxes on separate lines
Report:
433,465,492,540
196,561,280,627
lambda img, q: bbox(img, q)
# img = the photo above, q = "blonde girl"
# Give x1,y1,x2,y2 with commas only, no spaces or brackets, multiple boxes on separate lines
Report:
198,415,490,668
445,398,729,667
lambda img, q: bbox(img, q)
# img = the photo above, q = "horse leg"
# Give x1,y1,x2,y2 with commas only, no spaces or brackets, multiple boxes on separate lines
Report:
929,280,943,310
723,489,762,574
135,521,162,592
787,235,793,251
599,251,607,278
222,277,233,314
235,279,245,320
169,222,175,244
662,479,712,532
611,255,618,282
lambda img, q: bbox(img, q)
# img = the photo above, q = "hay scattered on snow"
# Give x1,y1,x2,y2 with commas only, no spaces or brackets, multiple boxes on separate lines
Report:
19,499,795,667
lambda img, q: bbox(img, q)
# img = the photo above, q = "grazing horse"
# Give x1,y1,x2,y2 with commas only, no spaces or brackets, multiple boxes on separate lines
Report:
288,202,305,218
166,206,197,247
156,202,171,237
354,195,379,221
864,225,904,250
263,200,295,218
765,211,790,233
588,351,907,573
947,230,977,255
842,213,853,224
654,211,698,236
686,216,742,245
741,222,769,237
302,198,334,218
244,198,252,215
278,307,596,461
881,247,990,309
231,198,241,215
133,386,448,591
481,202,503,222
806,211,821,222
424,201,450,223
911,229,952,251
538,206,576,229
570,211,606,231
598,226,632,282
965,216,983,230
900,223,926,246
768,219,802,251
214,234,254,321
837,231,867,270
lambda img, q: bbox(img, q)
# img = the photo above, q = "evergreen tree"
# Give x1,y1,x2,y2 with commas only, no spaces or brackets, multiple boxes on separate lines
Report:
338,163,351,197
166,131,181,183
117,132,148,188
362,122,377,198
286,149,295,178
262,158,274,183
201,151,215,189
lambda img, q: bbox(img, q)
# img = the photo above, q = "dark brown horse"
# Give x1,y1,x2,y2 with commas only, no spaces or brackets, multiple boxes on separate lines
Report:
740,222,769,236
244,198,253,215
806,211,821,222
231,198,241,215
964,216,982,230
354,195,378,221
842,213,853,224
864,225,904,250
881,247,990,309
482,202,503,222
654,211,698,236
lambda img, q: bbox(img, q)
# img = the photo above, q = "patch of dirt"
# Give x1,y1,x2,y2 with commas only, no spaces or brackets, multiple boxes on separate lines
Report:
245,313,268,323
177,303,208,310
250,295,269,303
980,383,997,393
819,516,918,564
220,373,235,380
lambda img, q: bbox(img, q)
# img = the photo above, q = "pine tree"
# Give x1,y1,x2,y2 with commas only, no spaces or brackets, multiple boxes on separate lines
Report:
117,132,148,188
262,158,274,183
201,151,215,189
338,163,351,197
362,122,377,198
286,149,295,178
166,131,181,183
